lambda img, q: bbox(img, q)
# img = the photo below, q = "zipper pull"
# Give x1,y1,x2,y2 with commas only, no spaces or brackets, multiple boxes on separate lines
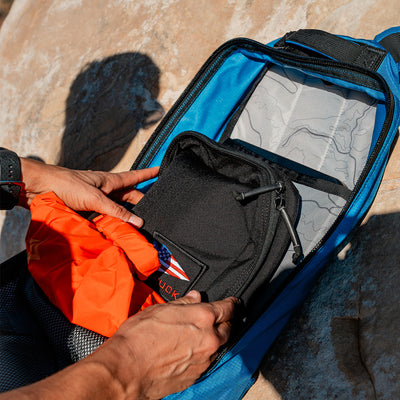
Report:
275,196,303,264
235,181,283,201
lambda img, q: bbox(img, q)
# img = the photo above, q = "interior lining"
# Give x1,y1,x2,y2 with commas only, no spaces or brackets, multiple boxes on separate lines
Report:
230,64,378,190
229,63,377,267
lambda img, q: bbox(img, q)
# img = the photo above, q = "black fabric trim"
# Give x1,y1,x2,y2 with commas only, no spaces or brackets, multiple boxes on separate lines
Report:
0,251,28,283
378,32,400,63
227,139,352,201
275,29,386,72
219,64,271,143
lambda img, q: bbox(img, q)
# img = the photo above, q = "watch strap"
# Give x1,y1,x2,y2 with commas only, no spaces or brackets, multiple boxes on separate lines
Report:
0,147,22,210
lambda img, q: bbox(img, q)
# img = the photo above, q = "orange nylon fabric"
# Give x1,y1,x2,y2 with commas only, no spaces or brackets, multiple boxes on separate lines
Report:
26,192,165,337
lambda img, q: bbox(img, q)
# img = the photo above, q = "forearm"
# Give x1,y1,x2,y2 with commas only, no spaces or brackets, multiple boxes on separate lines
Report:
0,292,237,400
0,357,126,400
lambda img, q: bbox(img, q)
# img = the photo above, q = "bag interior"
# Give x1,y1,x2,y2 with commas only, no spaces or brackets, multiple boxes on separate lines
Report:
225,63,378,283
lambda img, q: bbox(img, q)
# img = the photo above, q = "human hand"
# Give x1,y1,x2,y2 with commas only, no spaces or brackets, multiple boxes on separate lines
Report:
19,158,158,227
86,291,239,400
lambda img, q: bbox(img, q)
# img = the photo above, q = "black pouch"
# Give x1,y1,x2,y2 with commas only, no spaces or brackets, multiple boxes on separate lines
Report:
134,131,301,321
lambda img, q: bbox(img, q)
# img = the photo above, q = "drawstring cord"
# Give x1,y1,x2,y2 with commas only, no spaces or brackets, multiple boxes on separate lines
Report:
235,181,303,264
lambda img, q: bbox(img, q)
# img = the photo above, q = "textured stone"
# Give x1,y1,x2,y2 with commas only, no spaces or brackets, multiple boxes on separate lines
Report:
0,1,399,399
0,0,12,28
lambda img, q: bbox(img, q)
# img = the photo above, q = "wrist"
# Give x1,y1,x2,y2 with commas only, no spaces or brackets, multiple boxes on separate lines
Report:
19,158,52,207
86,335,142,400
76,358,127,400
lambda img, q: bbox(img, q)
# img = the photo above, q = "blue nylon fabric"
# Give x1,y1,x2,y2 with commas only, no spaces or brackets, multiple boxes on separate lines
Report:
375,26,400,43
164,53,267,143
136,51,271,189
377,56,400,97
374,25,400,72
164,159,390,400
161,119,398,399
165,357,256,400
136,43,390,187
152,31,400,400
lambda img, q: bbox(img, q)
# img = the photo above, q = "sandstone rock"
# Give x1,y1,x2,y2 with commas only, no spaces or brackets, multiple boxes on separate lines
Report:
0,0,12,28
0,1,399,399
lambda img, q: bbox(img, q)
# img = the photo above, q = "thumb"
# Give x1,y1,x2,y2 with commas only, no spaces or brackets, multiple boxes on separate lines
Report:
89,193,144,227
173,290,202,305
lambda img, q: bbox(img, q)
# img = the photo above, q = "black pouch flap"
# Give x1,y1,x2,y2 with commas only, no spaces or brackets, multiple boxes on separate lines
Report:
134,132,299,305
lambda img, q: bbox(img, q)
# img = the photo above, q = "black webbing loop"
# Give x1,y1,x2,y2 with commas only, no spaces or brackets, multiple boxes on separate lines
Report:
275,29,386,72
378,32,400,64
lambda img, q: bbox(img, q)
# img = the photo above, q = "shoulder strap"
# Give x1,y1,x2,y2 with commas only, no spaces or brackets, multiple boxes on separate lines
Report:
275,29,386,71
375,27,400,64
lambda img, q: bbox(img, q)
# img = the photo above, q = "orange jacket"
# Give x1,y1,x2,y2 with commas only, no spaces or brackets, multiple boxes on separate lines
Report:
26,192,164,337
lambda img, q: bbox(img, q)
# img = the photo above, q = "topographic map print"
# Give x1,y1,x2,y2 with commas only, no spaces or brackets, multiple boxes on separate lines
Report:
231,65,377,265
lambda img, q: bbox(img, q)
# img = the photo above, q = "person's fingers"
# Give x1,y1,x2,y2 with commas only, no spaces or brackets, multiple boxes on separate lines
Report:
209,297,239,324
85,191,144,227
214,320,232,345
116,188,146,205
102,167,159,194
172,290,202,305
95,166,159,215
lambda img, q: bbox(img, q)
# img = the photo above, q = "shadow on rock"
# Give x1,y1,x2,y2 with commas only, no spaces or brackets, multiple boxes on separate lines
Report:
1,52,163,262
58,52,163,171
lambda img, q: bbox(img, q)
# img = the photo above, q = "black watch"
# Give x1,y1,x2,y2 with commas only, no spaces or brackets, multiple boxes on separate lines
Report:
0,147,22,210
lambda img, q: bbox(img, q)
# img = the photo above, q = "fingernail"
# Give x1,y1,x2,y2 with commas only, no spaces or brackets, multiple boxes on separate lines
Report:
128,214,143,228
185,290,201,300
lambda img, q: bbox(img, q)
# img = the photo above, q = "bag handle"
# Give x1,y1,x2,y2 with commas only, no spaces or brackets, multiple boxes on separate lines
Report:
275,29,386,71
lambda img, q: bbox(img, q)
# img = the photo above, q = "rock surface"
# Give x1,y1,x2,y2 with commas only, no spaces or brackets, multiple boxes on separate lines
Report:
0,1,399,399
0,0,12,28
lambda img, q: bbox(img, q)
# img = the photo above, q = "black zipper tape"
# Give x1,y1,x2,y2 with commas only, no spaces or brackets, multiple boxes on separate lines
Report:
132,38,397,365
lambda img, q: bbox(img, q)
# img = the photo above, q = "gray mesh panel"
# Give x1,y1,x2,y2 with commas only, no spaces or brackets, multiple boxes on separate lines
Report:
231,65,377,189
231,64,376,263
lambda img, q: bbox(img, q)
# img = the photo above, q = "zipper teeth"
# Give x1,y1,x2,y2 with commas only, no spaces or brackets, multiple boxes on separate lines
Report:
159,131,280,298
144,37,394,261
211,94,394,369
210,78,395,375
212,96,395,373
136,35,396,294
133,37,397,373
134,37,388,170
160,131,278,177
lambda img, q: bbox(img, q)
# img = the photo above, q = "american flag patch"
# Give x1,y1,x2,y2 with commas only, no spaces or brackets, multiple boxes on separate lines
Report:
153,241,190,281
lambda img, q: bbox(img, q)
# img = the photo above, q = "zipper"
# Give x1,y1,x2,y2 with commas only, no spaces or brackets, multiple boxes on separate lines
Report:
137,37,394,268
133,37,390,170
235,181,303,264
159,131,285,299
209,90,394,369
133,41,242,170
133,38,396,371
209,91,395,377
275,193,303,264
234,181,283,201
159,130,278,177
